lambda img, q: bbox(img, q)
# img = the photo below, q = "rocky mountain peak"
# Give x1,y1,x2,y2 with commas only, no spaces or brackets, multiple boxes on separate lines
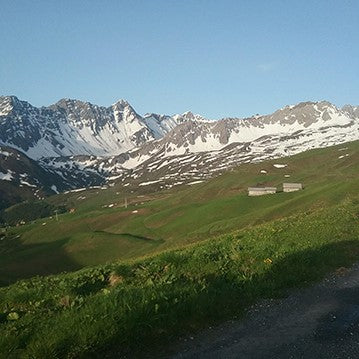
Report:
50,98,104,115
111,99,141,124
111,99,137,115
112,98,131,107
0,95,358,164
172,111,207,123
264,100,344,128
143,113,166,121
52,97,90,108
0,96,31,116
342,104,359,119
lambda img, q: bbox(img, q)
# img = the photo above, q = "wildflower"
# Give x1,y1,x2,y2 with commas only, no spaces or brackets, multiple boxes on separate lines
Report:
263,258,273,264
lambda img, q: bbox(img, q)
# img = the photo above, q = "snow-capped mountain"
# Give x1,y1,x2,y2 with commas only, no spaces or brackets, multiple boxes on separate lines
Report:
129,101,357,159
40,100,359,192
142,111,204,139
100,100,359,168
0,96,188,159
0,96,358,205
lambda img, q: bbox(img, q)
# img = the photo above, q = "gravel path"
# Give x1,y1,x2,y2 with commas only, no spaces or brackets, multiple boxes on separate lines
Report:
163,264,359,359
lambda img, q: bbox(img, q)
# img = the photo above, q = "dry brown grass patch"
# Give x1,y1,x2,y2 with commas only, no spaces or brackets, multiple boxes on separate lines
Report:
108,272,124,286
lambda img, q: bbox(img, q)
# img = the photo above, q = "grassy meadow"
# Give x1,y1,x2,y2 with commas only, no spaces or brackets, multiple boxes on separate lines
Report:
0,141,358,357
0,141,358,285
0,195,358,357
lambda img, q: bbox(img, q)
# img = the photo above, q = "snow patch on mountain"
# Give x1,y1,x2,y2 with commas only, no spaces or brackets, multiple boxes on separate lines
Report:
0,170,13,181
0,96,191,160
1,96,359,197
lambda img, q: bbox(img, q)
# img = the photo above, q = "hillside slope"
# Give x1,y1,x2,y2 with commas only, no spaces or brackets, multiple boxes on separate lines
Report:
0,194,358,358
1,140,358,284
0,146,68,210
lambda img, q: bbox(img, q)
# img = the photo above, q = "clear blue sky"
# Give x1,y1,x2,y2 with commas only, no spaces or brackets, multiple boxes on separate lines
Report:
1,0,358,119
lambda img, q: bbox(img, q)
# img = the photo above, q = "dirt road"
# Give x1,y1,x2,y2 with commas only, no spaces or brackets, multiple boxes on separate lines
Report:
165,264,359,359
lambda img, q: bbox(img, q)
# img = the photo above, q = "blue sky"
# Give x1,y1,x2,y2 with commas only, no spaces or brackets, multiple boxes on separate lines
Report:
0,0,358,119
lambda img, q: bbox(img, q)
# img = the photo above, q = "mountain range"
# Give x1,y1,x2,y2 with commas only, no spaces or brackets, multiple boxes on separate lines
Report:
0,95,358,208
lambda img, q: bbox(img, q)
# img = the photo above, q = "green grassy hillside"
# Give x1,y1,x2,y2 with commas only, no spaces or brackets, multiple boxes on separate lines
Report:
0,195,358,358
0,141,358,284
